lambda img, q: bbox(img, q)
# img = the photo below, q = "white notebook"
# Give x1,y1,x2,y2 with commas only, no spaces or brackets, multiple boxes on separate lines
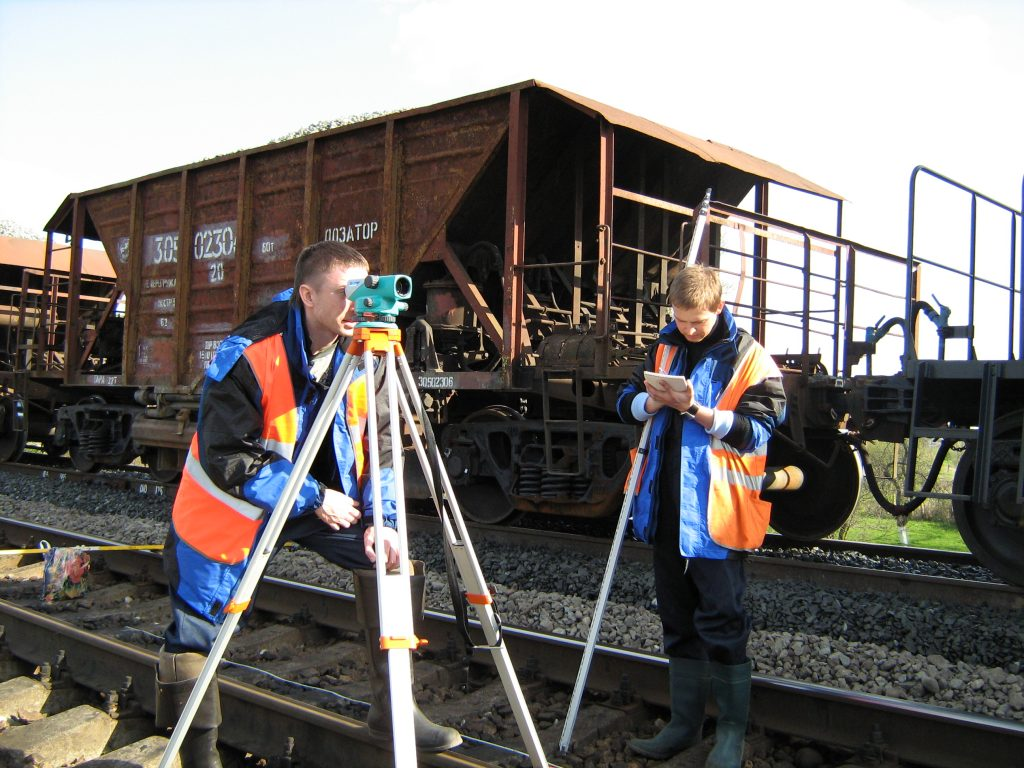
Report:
644,371,689,393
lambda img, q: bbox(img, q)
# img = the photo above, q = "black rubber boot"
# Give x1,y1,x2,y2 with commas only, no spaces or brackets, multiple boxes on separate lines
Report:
353,561,462,752
629,658,710,760
155,647,223,768
705,660,751,768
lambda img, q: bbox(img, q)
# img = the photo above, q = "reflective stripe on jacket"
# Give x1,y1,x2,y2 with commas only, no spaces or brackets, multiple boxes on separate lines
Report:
173,441,264,564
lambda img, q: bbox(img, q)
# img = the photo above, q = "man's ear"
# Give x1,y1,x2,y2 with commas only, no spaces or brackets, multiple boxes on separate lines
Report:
297,283,315,307
715,301,725,314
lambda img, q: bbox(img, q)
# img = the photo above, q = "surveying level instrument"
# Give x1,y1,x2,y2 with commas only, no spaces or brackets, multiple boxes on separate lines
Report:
160,275,551,768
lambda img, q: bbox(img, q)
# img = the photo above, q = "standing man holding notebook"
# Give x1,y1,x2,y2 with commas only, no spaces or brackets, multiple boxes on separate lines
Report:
616,264,786,766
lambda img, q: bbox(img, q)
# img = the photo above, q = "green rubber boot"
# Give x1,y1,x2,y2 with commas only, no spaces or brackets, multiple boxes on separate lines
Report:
629,658,710,760
705,660,751,768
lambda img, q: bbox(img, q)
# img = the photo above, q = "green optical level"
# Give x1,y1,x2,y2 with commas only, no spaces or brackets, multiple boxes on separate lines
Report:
347,274,412,325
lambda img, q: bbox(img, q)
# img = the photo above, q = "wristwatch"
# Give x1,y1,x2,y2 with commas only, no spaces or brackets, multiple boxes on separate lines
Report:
683,403,700,418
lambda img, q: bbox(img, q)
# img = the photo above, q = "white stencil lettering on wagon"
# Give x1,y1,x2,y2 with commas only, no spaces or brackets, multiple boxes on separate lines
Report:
324,221,379,243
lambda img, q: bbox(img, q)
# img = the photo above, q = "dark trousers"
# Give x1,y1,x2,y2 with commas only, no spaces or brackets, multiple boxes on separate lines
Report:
163,514,372,654
653,507,750,665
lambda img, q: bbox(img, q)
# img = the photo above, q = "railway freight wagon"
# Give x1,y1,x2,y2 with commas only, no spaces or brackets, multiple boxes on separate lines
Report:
4,80,1022,586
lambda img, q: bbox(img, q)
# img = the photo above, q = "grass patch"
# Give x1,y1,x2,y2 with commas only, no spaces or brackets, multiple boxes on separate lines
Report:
827,440,970,552
839,514,969,552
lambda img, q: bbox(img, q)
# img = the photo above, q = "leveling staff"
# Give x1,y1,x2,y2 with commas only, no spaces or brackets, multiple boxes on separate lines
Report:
157,241,461,768
617,265,786,767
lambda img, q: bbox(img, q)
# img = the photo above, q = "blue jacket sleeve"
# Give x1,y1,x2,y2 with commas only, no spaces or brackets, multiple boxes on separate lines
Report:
617,344,659,424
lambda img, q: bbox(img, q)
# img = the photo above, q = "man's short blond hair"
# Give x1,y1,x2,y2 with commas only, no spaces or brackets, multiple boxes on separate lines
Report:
667,264,722,311
293,240,369,293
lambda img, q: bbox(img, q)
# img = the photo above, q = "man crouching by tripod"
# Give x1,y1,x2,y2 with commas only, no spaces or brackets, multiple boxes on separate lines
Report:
157,240,462,767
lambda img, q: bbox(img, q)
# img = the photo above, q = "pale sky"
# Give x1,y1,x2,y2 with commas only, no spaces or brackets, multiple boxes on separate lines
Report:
2,0,1022,261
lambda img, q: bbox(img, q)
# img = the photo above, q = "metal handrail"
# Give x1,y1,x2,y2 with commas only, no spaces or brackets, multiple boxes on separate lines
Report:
610,185,912,376
906,166,1023,364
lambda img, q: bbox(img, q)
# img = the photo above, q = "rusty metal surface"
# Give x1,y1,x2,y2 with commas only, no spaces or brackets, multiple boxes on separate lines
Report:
504,91,528,361
81,190,132,282
537,81,841,200
46,81,840,392
246,143,306,313
182,162,239,378
68,92,515,389
38,79,847,509
47,81,836,230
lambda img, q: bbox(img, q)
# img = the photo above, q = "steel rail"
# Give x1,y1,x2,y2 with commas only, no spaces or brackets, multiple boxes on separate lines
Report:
0,463,1001,569
2,514,1019,614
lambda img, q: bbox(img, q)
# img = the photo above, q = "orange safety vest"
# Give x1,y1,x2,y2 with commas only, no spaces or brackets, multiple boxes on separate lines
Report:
705,341,781,549
173,334,371,565
631,334,781,552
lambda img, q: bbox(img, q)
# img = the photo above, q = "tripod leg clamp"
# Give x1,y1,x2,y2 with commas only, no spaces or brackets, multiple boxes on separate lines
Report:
224,598,250,614
380,634,426,651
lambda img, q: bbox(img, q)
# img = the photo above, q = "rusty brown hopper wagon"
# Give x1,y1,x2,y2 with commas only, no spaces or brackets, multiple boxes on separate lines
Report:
7,80,841,515
12,81,844,516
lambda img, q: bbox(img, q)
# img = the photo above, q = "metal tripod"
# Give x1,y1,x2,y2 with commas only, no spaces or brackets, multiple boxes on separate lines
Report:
160,319,550,768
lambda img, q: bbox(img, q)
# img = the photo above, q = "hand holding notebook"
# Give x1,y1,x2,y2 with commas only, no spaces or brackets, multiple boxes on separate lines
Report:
644,371,689,393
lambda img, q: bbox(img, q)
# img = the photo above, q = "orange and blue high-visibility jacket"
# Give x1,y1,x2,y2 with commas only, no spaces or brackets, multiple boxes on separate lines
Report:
616,307,785,557
166,294,396,621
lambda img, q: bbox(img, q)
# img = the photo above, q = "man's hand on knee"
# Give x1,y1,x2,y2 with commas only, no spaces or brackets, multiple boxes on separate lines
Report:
316,489,362,530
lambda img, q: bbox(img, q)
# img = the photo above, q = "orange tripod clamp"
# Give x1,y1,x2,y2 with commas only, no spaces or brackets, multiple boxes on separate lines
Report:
351,325,402,354
379,634,427,651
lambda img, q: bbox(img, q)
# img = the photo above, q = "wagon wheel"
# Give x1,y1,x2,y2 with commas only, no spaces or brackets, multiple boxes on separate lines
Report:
43,440,67,458
0,394,27,463
145,447,182,483
43,422,67,458
69,446,97,473
447,406,520,524
952,411,1024,587
766,434,861,540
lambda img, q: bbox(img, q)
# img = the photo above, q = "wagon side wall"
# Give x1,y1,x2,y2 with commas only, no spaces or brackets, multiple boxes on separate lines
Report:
81,95,512,390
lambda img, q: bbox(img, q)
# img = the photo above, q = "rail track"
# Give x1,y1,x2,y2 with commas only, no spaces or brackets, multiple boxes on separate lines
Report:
0,458,177,499
454,520,1021,612
2,514,1023,767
